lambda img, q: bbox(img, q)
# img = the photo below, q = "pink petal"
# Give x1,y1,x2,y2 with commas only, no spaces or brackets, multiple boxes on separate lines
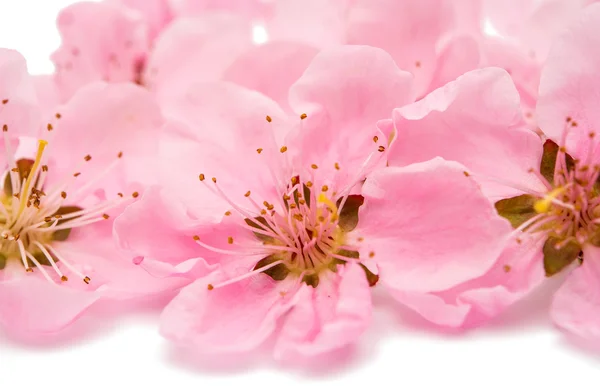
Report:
274,262,371,359
0,273,100,334
392,237,544,327
108,0,173,40
168,0,272,20
222,41,319,111
32,75,61,120
551,245,600,341
0,48,40,138
43,82,163,197
51,2,149,100
354,158,512,294
158,82,287,208
427,34,482,93
346,0,455,95
160,272,302,353
267,0,350,48
287,46,414,192
537,3,600,163
391,67,545,199
145,15,253,104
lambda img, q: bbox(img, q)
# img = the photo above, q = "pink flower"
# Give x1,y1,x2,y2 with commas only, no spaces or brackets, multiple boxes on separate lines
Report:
115,46,512,358
0,49,184,335
386,3,600,338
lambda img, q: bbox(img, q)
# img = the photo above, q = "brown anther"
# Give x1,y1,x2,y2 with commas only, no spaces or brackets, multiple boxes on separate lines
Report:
503,265,511,273
227,236,234,244
300,113,307,120
61,275,69,282
334,162,340,170
311,164,318,169
2,99,8,104
357,237,364,242
299,199,306,205
267,204,274,211
289,203,297,209
83,277,91,284
306,181,313,188
212,177,217,183
61,191,67,199
373,136,379,143
571,121,578,127
26,268,33,273
321,185,329,192
291,176,298,185
118,151,123,158
590,132,596,138
244,191,251,197
73,172,81,177
415,61,421,68
102,214,110,219
132,191,139,198
55,113,62,119
13,193,19,199
559,146,567,153
463,171,470,177
225,211,232,216
13,234,20,241
266,115,272,123
378,146,386,152
199,173,205,181
256,148,263,154
516,238,523,244
54,214,63,219
261,209,267,215
84,154,92,162
44,216,53,223
2,124,7,132
11,167,18,172
117,192,124,197
47,123,53,131
318,216,325,222
369,251,375,258
566,116,572,123
294,214,304,221
193,235,200,241
42,165,48,172
207,284,214,290
282,194,291,201
280,146,288,153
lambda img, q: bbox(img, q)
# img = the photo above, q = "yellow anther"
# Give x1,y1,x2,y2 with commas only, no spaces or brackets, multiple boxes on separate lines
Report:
534,187,567,213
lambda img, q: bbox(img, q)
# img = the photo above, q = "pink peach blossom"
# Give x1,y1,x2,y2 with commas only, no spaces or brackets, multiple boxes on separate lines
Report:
0,49,191,335
386,3,600,338
115,46,512,358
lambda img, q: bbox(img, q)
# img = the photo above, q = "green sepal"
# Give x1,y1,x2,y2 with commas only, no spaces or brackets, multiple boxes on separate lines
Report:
253,254,290,281
539,139,574,185
495,194,537,229
4,159,35,196
337,195,364,232
542,236,581,277
52,205,83,241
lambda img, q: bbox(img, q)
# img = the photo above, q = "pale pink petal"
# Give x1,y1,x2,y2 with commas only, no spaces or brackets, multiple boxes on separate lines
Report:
0,272,100,333
168,0,272,20
0,49,40,138
43,82,163,196
158,83,287,208
108,0,173,40
391,67,545,199
51,2,149,100
145,15,253,104
32,75,61,120
160,272,302,353
537,3,600,163
346,0,454,95
267,0,350,48
427,35,481,93
222,41,319,111
274,262,371,359
354,158,512,294
287,46,414,191
391,237,544,327
551,244,600,341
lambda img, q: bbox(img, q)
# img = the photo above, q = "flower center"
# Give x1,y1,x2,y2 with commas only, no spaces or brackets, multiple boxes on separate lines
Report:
0,129,136,284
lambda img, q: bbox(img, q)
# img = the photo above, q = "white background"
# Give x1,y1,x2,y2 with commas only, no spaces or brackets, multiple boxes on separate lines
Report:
0,1,599,388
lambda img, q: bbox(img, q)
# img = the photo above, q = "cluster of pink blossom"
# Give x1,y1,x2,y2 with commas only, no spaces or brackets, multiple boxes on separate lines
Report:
2,0,600,361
